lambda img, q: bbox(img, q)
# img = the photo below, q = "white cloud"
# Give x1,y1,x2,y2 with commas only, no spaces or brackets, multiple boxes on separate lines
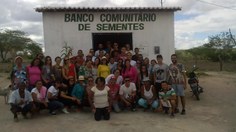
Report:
0,0,236,50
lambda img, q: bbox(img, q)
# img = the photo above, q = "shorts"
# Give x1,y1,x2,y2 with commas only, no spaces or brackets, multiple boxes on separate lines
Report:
172,84,185,96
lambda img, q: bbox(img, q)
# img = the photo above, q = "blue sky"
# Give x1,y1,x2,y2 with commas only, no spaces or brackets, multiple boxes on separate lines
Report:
0,0,236,49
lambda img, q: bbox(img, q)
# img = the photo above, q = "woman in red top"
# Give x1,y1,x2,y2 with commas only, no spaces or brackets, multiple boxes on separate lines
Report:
62,56,77,85
107,77,121,113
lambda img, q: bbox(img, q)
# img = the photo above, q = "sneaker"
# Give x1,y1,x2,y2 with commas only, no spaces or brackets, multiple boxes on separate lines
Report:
62,108,69,114
14,115,19,122
174,108,179,113
170,112,175,118
50,111,57,115
181,109,186,115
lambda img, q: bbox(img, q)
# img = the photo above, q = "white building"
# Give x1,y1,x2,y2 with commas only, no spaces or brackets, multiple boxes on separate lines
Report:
36,7,181,64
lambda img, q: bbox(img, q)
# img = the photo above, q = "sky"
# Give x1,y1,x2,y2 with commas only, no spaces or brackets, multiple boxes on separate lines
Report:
0,0,236,50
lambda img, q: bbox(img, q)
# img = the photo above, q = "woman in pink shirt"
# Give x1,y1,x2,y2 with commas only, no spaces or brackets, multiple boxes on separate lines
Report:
27,58,42,91
122,59,138,84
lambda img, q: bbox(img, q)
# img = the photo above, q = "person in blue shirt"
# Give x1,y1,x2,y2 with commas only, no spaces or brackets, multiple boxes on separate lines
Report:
71,75,85,111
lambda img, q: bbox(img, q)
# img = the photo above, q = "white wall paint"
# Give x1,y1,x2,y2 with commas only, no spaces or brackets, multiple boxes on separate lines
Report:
42,11,175,64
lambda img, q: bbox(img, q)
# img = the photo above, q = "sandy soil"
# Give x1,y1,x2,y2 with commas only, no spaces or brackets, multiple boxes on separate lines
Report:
0,72,236,132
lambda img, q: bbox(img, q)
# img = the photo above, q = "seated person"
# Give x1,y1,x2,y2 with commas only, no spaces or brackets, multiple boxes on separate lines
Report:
119,76,137,111
9,81,33,122
71,76,85,111
138,78,158,111
158,81,176,117
47,80,64,115
31,80,48,113
58,77,81,113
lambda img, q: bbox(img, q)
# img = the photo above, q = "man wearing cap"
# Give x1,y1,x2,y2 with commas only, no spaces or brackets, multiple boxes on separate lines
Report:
9,82,33,122
71,75,86,111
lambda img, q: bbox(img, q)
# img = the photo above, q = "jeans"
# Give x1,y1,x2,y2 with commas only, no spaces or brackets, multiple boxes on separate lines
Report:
138,98,158,109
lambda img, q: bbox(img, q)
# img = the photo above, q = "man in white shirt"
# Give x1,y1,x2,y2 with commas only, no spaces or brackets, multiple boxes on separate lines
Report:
119,77,137,111
9,82,33,122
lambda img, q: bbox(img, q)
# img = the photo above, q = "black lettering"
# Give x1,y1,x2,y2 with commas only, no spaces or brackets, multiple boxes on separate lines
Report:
64,14,70,22
96,24,102,30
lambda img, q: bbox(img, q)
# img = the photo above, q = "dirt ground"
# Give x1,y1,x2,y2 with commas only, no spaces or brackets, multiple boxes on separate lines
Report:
0,71,236,132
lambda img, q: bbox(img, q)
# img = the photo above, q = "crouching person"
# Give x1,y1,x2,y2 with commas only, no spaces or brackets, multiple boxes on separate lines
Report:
47,80,64,115
89,77,112,121
158,81,176,117
138,78,158,111
119,77,137,111
31,80,48,114
9,81,33,122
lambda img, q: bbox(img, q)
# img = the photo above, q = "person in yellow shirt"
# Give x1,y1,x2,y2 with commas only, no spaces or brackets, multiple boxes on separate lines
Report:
98,56,110,78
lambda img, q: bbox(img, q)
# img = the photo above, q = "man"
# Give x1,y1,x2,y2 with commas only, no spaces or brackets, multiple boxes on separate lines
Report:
9,82,33,122
132,48,139,61
153,54,169,96
119,77,137,111
169,54,187,115
95,43,106,57
71,75,85,111
158,81,176,117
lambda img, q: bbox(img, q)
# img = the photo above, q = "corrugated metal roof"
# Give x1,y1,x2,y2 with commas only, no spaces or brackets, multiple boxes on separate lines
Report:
35,6,181,12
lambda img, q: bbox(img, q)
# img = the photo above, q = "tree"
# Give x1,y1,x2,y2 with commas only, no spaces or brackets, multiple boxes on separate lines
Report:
24,42,43,59
0,29,42,62
203,29,236,71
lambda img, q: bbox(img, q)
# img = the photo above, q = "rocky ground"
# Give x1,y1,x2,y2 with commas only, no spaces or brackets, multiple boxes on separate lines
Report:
0,72,235,132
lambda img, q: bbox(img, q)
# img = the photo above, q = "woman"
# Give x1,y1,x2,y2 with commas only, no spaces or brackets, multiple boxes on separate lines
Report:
47,80,64,115
149,59,157,85
84,76,95,107
138,78,158,111
42,56,53,88
89,77,112,121
105,69,123,86
27,58,42,91
98,56,110,78
62,56,77,85
122,59,138,84
116,58,124,72
84,60,94,79
11,56,27,90
107,77,121,113
52,56,63,81
92,57,100,80
31,80,48,112
58,77,80,113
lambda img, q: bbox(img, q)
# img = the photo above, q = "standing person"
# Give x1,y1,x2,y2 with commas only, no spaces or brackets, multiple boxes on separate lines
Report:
9,82,33,122
11,56,27,90
47,80,64,115
119,47,127,61
107,76,121,113
126,52,136,67
132,48,139,61
158,81,176,117
125,43,133,55
84,60,94,79
105,69,123,86
36,53,44,69
52,56,63,82
95,43,106,57
92,58,100,80
89,77,112,121
119,76,137,111
169,54,187,115
122,59,138,84
108,57,117,74
153,54,169,96
98,56,110,78
62,56,77,85
149,59,157,85
26,58,42,91
42,56,53,88
138,78,158,111
84,76,95,107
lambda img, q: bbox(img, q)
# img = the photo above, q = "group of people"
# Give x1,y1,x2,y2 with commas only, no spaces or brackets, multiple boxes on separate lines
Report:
9,42,187,122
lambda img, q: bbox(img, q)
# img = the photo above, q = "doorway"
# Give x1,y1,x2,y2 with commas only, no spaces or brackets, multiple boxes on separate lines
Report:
92,33,133,51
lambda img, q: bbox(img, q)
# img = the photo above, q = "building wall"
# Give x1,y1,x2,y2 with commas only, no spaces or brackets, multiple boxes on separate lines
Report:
42,11,175,64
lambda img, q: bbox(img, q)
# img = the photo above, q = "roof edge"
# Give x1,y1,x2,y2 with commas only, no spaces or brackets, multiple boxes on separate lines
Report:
35,6,181,12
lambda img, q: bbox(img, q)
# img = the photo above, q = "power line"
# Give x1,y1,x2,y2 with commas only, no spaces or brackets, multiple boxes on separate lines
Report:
196,0,236,11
